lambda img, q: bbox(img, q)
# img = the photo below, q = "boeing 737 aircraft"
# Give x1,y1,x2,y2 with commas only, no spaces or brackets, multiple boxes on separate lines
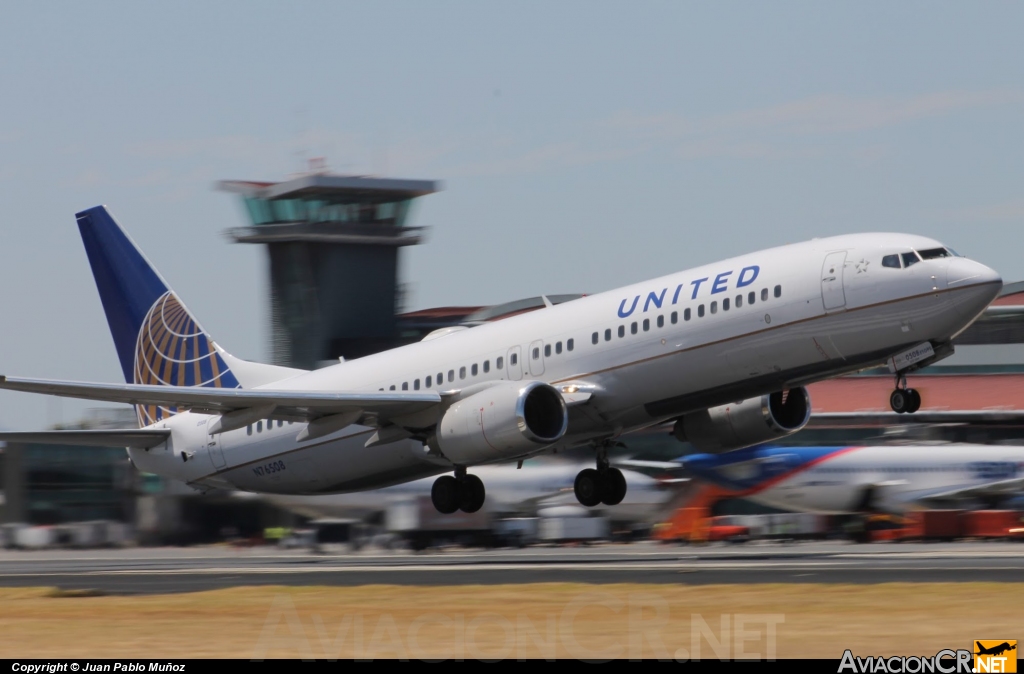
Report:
680,444,1024,514
0,206,1002,515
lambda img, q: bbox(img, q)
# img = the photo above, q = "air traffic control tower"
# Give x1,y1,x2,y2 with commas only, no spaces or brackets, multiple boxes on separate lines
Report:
217,172,440,370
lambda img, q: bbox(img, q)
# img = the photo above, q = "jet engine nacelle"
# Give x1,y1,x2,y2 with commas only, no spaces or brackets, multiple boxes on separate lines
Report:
430,380,568,465
673,387,811,453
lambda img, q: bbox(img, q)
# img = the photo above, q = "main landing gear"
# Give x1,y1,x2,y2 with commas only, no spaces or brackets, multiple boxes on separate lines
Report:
431,467,486,514
889,375,921,414
574,446,628,507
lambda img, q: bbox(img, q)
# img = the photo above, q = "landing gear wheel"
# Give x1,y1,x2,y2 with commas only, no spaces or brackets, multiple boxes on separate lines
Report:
431,475,460,514
889,389,910,414
600,467,628,506
574,469,602,507
906,388,921,414
458,474,486,513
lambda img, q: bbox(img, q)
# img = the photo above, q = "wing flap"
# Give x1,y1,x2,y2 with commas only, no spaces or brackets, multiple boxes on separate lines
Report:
0,430,170,449
0,375,442,423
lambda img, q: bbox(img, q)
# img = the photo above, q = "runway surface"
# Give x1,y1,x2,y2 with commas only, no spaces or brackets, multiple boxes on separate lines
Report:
1,540,1023,594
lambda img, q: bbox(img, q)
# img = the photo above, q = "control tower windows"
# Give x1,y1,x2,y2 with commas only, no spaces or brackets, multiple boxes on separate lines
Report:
242,196,414,227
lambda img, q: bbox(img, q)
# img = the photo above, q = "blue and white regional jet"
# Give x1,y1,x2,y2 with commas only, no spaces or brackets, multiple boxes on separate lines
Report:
0,206,1003,514
680,444,1024,514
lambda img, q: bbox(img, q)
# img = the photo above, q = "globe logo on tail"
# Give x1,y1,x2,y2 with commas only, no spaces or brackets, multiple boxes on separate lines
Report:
133,291,239,426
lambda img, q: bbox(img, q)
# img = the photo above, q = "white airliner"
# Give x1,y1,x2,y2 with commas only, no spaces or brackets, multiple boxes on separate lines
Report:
680,444,1024,514
0,206,1002,515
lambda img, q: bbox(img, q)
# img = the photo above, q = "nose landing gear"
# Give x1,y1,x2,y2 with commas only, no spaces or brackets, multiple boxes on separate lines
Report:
573,445,628,507
430,468,486,514
889,375,921,414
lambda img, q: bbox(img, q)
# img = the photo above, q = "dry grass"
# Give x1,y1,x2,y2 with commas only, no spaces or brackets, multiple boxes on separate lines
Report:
0,583,1019,660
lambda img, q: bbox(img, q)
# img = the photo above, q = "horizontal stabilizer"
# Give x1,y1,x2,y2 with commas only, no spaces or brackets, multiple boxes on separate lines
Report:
0,429,170,449
0,375,441,424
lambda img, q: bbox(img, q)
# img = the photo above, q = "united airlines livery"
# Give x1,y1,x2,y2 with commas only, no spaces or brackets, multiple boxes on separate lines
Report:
0,206,1002,515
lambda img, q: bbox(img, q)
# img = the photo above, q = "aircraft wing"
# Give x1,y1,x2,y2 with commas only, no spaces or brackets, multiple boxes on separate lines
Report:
0,429,171,449
0,375,441,424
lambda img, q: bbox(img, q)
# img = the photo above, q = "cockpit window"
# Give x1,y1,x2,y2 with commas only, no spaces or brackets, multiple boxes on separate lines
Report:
882,254,901,269
901,251,920,268
918,247,952,260
947,248,962,257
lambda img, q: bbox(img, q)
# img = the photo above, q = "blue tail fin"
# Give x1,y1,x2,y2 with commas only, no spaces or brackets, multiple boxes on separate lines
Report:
76,205,241,426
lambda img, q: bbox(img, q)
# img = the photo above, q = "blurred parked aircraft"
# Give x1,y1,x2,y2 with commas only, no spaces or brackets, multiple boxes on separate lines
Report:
676,444,1024,514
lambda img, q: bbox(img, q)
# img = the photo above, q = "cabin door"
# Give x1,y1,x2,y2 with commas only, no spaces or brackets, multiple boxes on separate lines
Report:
821,251,848,311
507,345,523,380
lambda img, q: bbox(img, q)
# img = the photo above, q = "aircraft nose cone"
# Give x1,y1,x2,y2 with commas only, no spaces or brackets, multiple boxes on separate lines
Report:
946,258,1002,320
947,257,1002,290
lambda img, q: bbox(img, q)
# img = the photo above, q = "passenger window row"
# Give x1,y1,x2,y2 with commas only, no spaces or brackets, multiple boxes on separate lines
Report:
591,286,783,344
382,339,576,391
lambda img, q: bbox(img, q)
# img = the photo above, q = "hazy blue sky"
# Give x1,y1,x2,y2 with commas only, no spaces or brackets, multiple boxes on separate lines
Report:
1,3,1023,430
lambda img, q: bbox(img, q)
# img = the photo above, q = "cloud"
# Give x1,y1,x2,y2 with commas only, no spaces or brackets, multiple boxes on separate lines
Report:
607,90,1024,140
112,89,1024,182
450,89,1024,174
